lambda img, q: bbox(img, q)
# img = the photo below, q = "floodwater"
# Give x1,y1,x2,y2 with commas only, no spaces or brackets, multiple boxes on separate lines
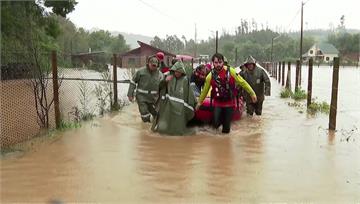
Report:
1,66,360,203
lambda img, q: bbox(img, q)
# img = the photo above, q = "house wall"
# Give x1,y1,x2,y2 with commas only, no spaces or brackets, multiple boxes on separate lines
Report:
323,54,338,62
307,45,317,57
121,47,175,68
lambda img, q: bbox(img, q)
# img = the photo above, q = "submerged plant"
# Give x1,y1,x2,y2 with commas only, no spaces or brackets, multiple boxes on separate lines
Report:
280,88,293,98
78,80,95,120
307,101,330,114
94,71,113,115
292,88,307,100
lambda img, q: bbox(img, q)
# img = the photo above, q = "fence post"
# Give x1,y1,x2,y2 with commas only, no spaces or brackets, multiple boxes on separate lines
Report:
299,61,302,86
329,57,340,130
282,61,285,86
113,54,118,106
307,58,313,107
285,61,291,89
51,50,60,129
295,60,300,92
278,61,281,83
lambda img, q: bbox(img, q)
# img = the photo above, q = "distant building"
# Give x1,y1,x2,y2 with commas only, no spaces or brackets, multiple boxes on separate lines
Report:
302,43,339,63
342,52,360,65
71,51,106,67
118,41,176,68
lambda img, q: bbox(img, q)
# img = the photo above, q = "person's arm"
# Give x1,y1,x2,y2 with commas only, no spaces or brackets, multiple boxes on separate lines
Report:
262,69,271,96
230,68,255,97
127,70,140,101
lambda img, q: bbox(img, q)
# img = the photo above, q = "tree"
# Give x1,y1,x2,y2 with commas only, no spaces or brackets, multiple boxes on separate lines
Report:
43,0,77,17
110,34,130,53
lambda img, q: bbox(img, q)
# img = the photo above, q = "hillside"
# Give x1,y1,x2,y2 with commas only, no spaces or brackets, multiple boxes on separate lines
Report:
288,29,360,42
111,31,153,48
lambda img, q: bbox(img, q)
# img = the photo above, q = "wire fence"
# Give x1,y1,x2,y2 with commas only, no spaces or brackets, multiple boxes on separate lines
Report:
1,51,132,148
1,52,55,147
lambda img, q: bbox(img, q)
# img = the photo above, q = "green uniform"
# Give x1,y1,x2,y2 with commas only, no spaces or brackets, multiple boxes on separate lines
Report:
152,62,196,135
240,58,271,115
127,66,164,122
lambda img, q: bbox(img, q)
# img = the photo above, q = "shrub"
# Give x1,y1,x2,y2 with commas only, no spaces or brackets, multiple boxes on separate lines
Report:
292,88,307,100
307,101,330,114
280,88,293,98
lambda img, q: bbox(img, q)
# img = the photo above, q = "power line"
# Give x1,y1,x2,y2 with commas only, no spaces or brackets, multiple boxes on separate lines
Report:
136,0,193,28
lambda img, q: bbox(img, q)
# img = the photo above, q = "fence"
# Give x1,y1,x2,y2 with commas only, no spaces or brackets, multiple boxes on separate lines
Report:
264,58,341,130
1,51,131,148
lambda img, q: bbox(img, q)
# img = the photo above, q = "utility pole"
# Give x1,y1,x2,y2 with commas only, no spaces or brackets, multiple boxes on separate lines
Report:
235,48,238,66
270,37,274,63
215,30,218,54
194,23,197,58
299,1,304,63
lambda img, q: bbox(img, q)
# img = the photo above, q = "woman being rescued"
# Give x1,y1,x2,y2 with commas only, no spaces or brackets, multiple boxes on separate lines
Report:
152,61,196,135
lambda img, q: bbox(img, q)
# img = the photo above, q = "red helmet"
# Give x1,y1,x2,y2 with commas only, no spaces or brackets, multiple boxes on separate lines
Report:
156,52,164,60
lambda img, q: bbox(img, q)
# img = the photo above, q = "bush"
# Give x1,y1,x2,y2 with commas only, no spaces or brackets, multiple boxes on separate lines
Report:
292,88,307,100
59,120,81,131
307,101,330,114
280,88,293,98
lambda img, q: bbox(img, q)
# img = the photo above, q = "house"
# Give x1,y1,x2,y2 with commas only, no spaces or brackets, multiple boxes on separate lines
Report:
71,51,106,67
302,43,339,63
118,41,176,68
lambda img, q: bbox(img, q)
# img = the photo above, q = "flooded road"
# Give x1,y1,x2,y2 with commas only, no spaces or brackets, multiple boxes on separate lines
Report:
1,67,360,203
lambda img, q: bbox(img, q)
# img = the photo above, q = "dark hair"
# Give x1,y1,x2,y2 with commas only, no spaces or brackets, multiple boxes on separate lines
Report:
211,53,224,62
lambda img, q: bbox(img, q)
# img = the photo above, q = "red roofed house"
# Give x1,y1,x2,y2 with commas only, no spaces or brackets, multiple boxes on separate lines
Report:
118,41,176,68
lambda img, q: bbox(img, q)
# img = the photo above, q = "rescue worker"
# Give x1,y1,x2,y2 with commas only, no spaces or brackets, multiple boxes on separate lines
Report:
156,52,170,75
240,56,271,116
127,55,164,122
190,64,209,97
152,61,196,135
195,53,257,133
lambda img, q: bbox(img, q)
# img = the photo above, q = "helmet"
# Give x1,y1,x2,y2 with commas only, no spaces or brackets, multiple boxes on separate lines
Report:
156,52,164,61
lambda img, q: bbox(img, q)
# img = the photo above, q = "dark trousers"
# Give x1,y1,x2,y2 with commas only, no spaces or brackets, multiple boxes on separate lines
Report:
138,101,157,122
213,106,234,133
246,100,264,116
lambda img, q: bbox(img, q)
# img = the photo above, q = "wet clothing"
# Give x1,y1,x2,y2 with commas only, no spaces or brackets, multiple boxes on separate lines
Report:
159,61,170,75
213,106,233,133
127,66,164,122
198,66,256,133
199,66,256,107
152,62,196,135
190,67,208,97
240,65,271,116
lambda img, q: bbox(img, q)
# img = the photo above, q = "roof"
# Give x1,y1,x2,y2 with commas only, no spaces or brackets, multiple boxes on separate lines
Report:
119,41,176,57
317,43,339,55
176,54,193,61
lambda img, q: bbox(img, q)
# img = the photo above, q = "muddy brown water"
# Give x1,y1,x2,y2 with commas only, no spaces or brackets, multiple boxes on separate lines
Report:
1,66,360,203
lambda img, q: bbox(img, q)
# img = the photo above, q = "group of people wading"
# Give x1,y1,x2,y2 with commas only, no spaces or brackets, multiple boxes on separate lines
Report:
127,52,271,135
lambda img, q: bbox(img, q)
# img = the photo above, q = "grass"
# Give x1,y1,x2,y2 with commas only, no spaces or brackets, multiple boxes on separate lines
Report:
280,88,293,98
280,88,307,100
58,120,81,131
292,88,307,100
307,101,330,114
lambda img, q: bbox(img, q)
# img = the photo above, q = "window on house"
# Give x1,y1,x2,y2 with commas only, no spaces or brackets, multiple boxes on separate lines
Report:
325,57,330,61
309,50,313,54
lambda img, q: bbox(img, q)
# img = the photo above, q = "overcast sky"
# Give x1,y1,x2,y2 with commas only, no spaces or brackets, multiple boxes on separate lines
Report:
67,0,360,40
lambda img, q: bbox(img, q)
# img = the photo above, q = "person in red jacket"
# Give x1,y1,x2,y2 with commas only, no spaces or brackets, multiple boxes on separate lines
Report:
156,52,170,75
196,53,257,133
